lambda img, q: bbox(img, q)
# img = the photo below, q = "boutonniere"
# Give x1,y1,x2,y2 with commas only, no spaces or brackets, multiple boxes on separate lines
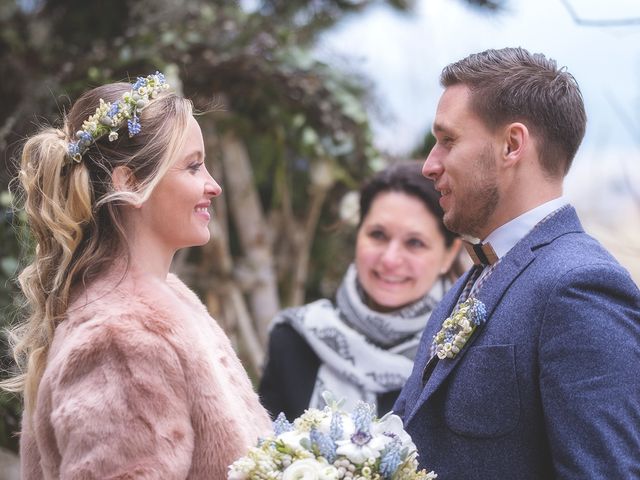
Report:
431,297,487,359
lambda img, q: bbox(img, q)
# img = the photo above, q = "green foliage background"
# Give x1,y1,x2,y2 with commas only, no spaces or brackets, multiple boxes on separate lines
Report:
0,191,25,452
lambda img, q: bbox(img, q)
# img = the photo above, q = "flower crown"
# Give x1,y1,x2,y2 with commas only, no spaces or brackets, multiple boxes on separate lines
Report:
67,72,170,163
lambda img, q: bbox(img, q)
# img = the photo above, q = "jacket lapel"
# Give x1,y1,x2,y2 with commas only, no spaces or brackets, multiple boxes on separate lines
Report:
406,206,584,425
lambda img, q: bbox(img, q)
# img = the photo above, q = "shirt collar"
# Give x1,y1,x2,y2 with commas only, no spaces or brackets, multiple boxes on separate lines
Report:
482,196,568,260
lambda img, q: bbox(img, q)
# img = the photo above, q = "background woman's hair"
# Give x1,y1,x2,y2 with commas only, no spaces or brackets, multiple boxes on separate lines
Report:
358,161,464,280
1,81,193,415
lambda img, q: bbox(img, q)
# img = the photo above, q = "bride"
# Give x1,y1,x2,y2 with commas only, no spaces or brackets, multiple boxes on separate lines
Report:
1,73,271,479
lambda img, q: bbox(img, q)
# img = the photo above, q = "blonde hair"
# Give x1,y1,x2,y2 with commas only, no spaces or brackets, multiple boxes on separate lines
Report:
1,81,193,415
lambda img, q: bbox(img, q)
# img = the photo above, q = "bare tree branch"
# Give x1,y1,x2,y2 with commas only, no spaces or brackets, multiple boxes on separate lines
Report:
288,186,329,306
560,0,640,26
605,93,640,206
226,284,265,374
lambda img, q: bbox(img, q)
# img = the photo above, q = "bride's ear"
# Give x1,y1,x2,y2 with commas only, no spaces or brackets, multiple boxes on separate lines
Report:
112,166,136,192
112,166,143,208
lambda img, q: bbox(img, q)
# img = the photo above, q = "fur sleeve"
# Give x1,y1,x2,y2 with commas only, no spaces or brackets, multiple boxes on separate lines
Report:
40,313,194,479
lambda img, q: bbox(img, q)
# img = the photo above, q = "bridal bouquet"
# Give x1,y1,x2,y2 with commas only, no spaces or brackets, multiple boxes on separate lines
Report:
228,393,437,480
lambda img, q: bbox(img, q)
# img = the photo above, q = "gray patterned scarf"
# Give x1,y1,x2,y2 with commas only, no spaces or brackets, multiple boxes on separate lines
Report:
272,264,447,413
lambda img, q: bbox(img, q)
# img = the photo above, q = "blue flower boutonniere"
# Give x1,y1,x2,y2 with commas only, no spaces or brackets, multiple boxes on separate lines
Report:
432,297,487,359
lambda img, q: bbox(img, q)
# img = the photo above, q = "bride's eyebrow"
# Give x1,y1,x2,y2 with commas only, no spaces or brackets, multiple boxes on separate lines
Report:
183,151,204,163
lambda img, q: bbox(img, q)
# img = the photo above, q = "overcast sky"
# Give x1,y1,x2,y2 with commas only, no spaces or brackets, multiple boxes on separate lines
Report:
317,0,640,279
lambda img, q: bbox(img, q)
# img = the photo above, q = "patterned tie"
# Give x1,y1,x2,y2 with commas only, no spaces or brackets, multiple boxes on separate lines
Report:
468,261,501,299
456,265,485,305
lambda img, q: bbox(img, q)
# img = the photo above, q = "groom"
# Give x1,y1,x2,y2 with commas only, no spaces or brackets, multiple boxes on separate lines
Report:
394,47,640,479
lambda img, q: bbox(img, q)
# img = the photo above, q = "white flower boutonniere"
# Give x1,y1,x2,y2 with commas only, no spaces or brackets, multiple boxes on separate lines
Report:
432,297,487,359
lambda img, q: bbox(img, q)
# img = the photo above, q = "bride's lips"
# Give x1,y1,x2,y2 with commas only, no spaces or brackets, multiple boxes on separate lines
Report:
194,201,211,221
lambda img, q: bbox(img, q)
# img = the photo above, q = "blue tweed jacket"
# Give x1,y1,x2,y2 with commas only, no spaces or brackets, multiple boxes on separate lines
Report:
394,206,640,479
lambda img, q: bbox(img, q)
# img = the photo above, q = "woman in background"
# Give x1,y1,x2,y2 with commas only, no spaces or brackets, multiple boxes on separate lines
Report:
1,73,271,478
259,161,462,419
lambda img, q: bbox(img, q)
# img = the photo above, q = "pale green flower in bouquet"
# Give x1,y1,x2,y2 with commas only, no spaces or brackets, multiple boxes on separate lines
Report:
279,429,313,455
294,407,333,433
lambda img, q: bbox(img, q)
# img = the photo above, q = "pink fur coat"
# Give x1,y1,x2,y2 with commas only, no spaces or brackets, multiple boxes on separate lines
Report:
20,271,272,479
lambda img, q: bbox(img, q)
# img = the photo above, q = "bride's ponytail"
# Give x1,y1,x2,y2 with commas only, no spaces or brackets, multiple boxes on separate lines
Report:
20,128,94,293
5,127,95,411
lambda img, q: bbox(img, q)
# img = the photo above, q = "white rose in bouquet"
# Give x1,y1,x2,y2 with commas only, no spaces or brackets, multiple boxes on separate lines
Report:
282,458,339,480
228,392,437,480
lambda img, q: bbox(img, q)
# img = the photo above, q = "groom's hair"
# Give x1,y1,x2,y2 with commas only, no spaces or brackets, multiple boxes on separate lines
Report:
441,47,586,177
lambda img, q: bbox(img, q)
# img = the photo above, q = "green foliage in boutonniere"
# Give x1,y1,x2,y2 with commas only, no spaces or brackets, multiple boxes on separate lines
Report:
431,297,487,359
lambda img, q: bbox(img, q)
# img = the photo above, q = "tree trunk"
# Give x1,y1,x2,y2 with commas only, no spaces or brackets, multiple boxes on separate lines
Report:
219,131,281,347
288,186,328,306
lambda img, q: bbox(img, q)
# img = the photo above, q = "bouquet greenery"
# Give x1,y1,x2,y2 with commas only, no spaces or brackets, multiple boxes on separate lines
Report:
228,393,437,480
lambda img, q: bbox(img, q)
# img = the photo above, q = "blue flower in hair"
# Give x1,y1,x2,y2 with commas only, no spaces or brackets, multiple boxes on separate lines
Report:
132,76,147,91
127,114,141,137
77,131,93,147
107,102,120,117
67,142,81,162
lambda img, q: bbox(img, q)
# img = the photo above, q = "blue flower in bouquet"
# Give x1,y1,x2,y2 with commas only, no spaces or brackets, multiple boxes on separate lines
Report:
228,392,437,480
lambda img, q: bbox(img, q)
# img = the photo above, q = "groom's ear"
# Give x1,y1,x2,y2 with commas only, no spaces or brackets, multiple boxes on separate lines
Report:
501,122,528,168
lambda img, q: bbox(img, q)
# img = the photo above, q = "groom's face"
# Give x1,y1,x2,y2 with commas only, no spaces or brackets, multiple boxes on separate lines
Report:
423,84,500,239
